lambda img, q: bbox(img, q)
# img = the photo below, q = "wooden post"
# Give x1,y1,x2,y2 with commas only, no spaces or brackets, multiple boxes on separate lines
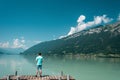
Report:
15,71,17,76
67,75,70,80
7,75,10,80
61,71,63,76
17,76,20,80
58,76,61,80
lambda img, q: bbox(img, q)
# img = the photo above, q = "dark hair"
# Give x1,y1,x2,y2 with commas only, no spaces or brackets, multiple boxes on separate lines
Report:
38,53,41,55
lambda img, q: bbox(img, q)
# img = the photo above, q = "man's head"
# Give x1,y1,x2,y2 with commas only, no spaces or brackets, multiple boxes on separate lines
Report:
38,53,41,56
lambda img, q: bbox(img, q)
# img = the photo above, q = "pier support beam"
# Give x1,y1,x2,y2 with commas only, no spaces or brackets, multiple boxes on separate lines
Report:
15,71,17,76
58,76,61,80
17,76,20,80
67,75,70,80
7,75,10,80
61,71,63,76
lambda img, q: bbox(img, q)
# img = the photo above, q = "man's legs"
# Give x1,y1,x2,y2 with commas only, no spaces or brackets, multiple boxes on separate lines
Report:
39,69,42,77
36,65,39,77
36,65,42,77
36,69,38,76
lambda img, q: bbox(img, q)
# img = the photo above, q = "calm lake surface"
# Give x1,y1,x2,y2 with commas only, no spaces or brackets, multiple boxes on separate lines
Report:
0,54,120,80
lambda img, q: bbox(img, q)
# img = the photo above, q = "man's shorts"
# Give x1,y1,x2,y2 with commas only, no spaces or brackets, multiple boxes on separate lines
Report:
37,65,42,70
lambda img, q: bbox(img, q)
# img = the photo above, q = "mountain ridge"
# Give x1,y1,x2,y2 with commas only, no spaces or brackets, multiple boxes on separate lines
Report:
22,21,120,55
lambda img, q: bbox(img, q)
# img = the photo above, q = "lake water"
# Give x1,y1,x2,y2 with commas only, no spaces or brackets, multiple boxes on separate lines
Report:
0,54,120,80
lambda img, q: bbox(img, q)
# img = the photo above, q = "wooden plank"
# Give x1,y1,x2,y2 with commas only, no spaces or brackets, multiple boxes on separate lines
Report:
0,75,75,80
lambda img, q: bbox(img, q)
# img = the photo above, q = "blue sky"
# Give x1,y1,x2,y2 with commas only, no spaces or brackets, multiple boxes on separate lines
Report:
0,0,120,49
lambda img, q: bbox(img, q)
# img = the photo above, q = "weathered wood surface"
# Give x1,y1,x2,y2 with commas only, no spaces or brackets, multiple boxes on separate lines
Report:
0,75,75,80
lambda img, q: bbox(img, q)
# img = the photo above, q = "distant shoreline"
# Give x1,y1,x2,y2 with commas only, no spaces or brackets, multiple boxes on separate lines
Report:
20,53,120,58
1,52,119,58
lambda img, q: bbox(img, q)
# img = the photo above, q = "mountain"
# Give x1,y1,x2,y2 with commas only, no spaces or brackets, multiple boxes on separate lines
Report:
0,48,4,54
22,22,120,55
0,48,6,54
0,48,24,54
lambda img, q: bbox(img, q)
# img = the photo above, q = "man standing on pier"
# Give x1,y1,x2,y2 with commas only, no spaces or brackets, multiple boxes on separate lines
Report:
36,53,43,77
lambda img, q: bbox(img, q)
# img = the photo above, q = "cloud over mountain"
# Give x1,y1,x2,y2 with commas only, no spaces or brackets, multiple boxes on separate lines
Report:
59,14,113,39
68,14,113,35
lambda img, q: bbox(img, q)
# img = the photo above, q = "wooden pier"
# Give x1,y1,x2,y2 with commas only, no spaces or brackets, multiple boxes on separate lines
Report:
0,75,75,80
0,71,75,80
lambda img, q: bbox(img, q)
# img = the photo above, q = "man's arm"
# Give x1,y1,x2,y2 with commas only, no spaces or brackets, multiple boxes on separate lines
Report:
36,57,38,63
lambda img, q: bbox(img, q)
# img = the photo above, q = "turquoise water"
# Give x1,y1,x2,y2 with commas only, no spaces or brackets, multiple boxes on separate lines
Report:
0,54,120,80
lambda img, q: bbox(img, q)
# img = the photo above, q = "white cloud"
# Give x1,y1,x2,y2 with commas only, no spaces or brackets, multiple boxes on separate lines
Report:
117,14,120,21
0,38,26,49
68,27,76,35
21,39,25,43
94,16,102,24
59,35,67,39
0,42,9,48
77,23,87,31
0,37,42,50
67,14,113,35
59,14,113,39
102,15,113,23
77,15,86,23
34,40,41,44
12,38,26,49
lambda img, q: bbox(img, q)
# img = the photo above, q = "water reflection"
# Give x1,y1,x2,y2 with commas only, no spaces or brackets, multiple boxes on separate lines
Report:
63,54,120,64
0,54,120,80
0,55,36,77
